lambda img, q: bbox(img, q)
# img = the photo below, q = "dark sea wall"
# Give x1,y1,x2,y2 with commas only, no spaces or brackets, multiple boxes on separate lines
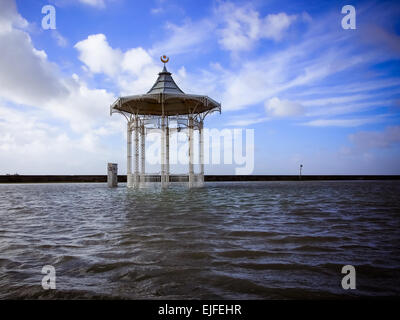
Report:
0,175,114,183
0,175,399,183
205,175,400,181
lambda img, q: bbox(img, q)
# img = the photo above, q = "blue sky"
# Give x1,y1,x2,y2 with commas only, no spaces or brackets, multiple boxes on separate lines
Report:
0,0,400,175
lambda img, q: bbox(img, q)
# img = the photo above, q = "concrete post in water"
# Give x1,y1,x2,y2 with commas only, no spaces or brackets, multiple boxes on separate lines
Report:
107,163,118,187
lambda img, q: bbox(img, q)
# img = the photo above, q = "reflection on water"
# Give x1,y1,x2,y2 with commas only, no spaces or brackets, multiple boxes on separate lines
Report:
0,181,399,299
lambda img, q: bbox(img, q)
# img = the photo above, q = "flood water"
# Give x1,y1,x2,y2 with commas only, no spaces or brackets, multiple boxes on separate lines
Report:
0,181,399,299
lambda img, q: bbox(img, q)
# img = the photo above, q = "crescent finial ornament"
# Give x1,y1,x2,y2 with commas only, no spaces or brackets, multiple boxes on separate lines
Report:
160,55,169,63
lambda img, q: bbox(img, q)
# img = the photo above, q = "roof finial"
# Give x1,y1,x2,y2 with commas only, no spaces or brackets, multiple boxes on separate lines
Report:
160,55,169,65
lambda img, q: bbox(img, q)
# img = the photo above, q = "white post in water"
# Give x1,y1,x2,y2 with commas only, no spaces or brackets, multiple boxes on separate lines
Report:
107,163,118,187
166,124,170,184
127,122,133,187
199,120,204,186
140,123,145,184
188,116,194,187
161,115,166,187
134,116,139,187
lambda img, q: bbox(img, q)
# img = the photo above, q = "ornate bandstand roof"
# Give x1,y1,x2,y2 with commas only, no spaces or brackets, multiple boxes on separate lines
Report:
110,56,221,117
146,65,184,95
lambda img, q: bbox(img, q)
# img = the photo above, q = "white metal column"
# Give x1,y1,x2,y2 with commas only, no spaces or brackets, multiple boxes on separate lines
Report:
127,121,133,187
199,120,204,186
140,123,145,184
166,124,170,184
134,116,139,186
188,116,194,187
161,115,166,186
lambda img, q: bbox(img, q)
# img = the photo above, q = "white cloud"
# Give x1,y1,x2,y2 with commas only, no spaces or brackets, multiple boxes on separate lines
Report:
74,34,160,95
204,48,342,111
0,2,120,137
122,47,153,75
0,103,124,174
0,0,28,32
177,66,187,79
265,97,304,117
182,10,383,113
226,113,270,126
262,12,297,41
305,100,394,117
151,7,163,15
78,0,106,8
349,126,400,150
75,34,122,76
119,47,160,94
302,94,376,107
150,3,298,55
0,7,68,107
296,78,400,97
47,75,117,132
51,30,68,47
301,117,385,127
150,19,214,55
118,64,160,96
216,2,297,51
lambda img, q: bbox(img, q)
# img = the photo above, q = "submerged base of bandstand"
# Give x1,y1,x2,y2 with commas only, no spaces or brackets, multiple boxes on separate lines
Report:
127,174,204,188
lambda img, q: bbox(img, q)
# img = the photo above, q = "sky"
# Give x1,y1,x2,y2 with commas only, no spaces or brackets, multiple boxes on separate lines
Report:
0,0,400,175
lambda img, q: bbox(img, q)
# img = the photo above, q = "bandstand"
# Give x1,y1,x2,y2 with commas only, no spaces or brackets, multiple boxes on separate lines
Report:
110,56,221,187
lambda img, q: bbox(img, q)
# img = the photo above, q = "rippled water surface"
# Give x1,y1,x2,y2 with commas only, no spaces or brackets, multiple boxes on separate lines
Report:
0,181,399,299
